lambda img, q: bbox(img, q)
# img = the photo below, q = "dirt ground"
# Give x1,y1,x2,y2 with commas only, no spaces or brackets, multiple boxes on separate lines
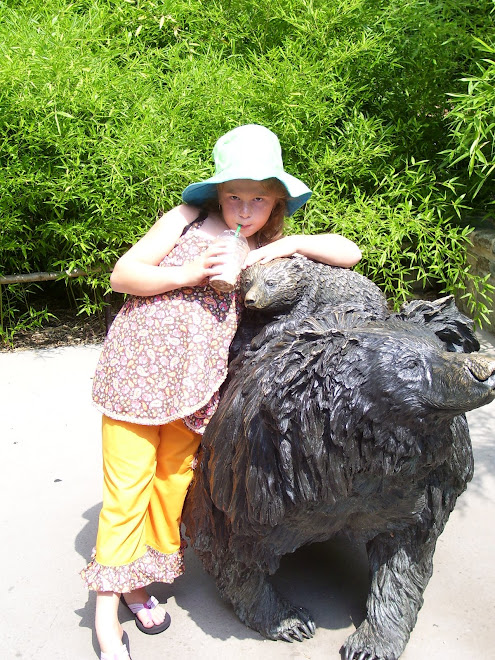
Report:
1,311,106,352
0,290,123,352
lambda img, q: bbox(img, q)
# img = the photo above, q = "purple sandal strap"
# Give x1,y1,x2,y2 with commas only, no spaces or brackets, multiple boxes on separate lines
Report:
126,595,158,614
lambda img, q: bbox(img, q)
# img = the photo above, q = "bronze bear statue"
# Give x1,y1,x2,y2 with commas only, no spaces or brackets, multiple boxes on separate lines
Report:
183,257,495,660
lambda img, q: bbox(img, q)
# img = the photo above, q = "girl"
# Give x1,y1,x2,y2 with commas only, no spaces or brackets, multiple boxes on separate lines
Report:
81,124,362,659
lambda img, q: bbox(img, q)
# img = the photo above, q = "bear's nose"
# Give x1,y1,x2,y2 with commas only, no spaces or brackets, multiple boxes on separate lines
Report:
244,294,256,308
465,356,495,383
243,291,261,308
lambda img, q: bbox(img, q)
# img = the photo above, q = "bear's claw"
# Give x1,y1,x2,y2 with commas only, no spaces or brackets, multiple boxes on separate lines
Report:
344,651,383,660
278,622,314,642
274,608,315,642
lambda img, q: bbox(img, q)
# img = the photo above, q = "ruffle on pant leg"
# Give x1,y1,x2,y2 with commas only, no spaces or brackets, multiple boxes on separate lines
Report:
80,545,185,592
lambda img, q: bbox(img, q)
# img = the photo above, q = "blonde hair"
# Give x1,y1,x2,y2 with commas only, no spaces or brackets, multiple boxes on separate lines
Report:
255,178,288,245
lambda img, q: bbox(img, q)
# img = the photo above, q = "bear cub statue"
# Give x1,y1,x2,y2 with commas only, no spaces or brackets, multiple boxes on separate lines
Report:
183,257,495,660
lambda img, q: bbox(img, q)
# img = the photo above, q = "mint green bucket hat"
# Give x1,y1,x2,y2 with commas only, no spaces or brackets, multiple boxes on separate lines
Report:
181,124,312,216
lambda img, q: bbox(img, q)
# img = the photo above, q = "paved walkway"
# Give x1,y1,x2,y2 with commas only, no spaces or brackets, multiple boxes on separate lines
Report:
1,332,494,660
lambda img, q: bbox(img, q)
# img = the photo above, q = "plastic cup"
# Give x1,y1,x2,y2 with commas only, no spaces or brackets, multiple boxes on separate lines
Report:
209,230,249,293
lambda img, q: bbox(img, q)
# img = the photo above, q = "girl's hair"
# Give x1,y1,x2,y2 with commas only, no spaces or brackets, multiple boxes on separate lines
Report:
202,178,288,246
255,178,288,245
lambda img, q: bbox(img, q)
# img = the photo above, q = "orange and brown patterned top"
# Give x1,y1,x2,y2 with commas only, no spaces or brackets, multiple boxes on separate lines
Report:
92,220,242,434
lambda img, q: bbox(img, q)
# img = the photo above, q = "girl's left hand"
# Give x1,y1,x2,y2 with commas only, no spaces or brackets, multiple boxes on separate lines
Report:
243,233,362,269
243,236,298,268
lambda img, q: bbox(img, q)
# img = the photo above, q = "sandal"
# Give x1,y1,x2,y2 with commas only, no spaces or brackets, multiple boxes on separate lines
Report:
121,595,171,635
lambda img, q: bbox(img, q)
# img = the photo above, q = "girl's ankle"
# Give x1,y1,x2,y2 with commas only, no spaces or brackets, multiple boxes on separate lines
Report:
100,644,129,660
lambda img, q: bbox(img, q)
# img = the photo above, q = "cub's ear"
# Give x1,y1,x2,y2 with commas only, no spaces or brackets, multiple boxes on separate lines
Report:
397,296,480,353
257,255,307,271
289,254,309,270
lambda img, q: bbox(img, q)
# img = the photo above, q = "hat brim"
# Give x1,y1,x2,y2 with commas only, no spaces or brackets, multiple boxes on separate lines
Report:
182,168,311,217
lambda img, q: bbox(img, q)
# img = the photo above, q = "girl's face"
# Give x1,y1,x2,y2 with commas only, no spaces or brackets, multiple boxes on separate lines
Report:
217,179,278,237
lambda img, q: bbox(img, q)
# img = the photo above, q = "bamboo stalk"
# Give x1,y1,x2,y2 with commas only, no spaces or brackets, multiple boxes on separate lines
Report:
0,268,100,285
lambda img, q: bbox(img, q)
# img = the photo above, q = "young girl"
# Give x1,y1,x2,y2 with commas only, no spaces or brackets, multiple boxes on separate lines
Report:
81,124,362,659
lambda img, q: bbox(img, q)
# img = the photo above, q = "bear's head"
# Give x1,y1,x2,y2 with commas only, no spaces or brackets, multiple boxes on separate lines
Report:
241,257,308,313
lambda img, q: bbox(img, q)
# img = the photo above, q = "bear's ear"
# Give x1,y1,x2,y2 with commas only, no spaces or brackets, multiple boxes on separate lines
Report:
398,296,480,353
288,254,308,271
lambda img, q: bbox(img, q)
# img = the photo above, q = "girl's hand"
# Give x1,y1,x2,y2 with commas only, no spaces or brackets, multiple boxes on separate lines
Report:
181,241,234,286
243,236,298,268
243,234,362,269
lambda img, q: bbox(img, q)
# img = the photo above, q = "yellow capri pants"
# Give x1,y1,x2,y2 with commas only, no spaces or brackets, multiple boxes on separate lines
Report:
95,415,201,568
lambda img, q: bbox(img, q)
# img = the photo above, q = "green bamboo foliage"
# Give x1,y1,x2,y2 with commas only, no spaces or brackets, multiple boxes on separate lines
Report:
442,37,495,202
1,0,494,339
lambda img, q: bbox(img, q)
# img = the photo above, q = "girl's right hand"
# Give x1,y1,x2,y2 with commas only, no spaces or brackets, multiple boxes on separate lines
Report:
181,242,233,286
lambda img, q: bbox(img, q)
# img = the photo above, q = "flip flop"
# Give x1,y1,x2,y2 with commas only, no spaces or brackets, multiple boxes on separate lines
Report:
121,595,171,635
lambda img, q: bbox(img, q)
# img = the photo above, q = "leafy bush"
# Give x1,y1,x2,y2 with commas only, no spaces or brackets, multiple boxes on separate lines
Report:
442,37,495,204
1,0,494,341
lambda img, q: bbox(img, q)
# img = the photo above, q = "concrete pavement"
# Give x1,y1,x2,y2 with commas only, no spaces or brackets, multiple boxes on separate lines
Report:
1,331,494,660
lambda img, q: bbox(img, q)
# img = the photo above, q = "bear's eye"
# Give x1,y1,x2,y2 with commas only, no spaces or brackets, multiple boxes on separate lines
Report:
264,279,277,288
396,357,423,382
403,358,421,371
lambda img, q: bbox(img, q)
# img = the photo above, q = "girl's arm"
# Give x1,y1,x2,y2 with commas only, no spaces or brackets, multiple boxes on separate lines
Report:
110,204,226,296
243,233,362,269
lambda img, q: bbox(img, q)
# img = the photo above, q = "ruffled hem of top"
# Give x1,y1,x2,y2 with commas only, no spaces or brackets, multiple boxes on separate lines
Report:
92,369,227,434
80,545,185,592
92,401,203,432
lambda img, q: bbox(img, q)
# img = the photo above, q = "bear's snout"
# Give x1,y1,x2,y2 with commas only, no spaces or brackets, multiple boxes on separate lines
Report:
244,287,263,309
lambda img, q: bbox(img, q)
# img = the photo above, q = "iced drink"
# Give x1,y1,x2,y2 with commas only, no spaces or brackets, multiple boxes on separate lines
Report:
209,230,249,293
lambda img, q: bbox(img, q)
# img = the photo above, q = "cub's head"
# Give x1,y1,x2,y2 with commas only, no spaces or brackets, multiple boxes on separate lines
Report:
240,257,308,313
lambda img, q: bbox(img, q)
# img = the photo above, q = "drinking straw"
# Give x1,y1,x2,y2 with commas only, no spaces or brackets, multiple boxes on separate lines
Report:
235,224,242,237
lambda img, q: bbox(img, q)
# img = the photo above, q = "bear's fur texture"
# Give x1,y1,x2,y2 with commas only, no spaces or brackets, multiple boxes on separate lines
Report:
183,258,495,660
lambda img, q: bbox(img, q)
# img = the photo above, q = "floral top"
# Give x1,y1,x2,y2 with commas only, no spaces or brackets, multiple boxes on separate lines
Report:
92,220,242,434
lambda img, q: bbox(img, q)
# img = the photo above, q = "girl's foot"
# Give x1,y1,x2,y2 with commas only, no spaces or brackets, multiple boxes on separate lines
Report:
122,587,170,632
